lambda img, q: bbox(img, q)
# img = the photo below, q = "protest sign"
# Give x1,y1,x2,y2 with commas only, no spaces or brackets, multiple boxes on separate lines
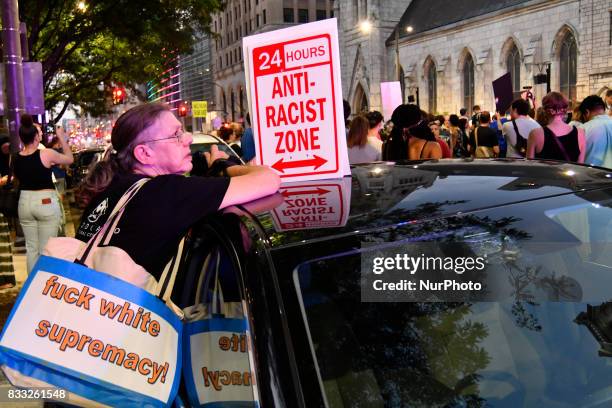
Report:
492,73,513,114
192,101,208,118
270,177,351,231
380,81,402,122
0,256,181,406
243,19,350,182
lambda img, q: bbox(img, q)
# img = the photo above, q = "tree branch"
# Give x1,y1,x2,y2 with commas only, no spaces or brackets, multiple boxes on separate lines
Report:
52,96,74,123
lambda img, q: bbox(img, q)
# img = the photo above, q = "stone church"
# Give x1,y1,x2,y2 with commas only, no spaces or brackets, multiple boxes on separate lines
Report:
337,0,612,117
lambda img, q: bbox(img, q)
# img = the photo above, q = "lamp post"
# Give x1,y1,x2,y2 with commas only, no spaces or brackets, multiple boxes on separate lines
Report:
1,0,25,153
359,19,373,111
395,25,412,103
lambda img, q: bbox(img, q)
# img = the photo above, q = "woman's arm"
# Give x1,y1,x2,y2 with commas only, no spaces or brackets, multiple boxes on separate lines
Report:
220,165,280,209
526,128,543,159
577,127,586,164
427,141,442,160
205,145,280,209
43,126,74,166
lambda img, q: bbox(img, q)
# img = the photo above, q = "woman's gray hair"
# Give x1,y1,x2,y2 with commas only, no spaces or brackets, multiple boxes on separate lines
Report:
77,103,171,207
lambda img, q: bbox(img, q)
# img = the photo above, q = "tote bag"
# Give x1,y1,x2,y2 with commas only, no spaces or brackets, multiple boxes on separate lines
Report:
182,249,257,407
0,179,185,407
474,128,495,158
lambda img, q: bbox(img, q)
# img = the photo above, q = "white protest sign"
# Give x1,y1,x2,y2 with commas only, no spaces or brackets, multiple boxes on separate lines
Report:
0,261,180,405
243,18,350,182
380,81,402,122
270,177,351,231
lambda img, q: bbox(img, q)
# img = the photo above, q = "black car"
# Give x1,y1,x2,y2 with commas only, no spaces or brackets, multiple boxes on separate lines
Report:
67,147,106,188
176,159,612,408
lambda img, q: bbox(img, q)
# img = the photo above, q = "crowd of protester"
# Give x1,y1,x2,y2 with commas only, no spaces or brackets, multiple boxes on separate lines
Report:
343,90,612,169
0,89,609,281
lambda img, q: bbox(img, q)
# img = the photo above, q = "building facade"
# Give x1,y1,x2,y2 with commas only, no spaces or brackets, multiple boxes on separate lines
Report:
336,0,407,116
180,37,214,106
341,0,611,117
211,0,336,122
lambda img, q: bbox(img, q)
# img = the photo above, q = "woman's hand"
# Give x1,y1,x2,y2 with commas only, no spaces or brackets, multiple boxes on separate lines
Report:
204,145,229,167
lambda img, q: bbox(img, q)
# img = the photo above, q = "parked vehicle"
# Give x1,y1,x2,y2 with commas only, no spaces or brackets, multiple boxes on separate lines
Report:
189,133,243,176
66,147,106,188
177,159,612,407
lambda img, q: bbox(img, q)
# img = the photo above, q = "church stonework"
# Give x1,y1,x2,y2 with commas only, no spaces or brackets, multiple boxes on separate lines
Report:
340,0,611,116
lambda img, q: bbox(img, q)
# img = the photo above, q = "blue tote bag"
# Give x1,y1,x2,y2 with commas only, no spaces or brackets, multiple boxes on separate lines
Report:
0,179,184,407
182,249,258,407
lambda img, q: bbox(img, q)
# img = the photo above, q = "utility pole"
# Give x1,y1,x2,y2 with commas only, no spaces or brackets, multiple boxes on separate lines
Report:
1,0,26,153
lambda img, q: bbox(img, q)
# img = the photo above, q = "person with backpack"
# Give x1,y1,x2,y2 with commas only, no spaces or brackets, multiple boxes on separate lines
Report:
502,99,541,158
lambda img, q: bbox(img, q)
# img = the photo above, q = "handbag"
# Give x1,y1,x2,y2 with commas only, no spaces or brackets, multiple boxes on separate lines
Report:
474,128,495,158
182,248,256,407
0,179,185,407
0,154,19,218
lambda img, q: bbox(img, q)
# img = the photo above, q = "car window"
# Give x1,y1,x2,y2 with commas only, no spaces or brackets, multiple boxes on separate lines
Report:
291,191,612,407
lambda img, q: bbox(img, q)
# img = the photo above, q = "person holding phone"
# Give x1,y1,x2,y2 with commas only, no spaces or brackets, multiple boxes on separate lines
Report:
14,115,74,273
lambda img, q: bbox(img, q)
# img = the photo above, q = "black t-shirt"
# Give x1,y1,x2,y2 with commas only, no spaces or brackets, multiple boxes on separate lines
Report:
76,173,230,280
469,126,499,149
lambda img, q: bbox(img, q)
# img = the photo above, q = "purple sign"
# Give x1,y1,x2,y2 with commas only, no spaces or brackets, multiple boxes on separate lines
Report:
22,62,45,115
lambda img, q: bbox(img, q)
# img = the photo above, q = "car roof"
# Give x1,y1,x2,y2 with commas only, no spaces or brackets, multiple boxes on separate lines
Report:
250,159,612,249
191,132,221,144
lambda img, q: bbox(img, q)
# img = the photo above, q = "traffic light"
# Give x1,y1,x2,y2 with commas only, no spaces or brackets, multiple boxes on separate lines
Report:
178,103,188,117
112,87,126,105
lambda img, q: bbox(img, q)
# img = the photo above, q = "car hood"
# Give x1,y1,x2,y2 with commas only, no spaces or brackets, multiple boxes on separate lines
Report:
249,159,612,249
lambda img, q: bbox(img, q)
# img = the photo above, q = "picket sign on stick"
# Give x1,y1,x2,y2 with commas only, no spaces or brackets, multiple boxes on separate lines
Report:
0,256,182,407
243,18,351,182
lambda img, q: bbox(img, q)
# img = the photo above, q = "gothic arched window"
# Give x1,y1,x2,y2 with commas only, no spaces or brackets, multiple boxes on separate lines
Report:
427,62,437,114
506,44,521,92
560,32,577,102
463,53,474,112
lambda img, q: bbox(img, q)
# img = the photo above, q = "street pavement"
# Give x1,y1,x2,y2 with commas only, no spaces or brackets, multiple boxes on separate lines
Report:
0,193,79,407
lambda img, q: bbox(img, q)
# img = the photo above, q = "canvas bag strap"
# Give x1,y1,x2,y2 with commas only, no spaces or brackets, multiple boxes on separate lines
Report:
77,178,150,264
156,236,186,301
511,119,522,140
191,248,224,314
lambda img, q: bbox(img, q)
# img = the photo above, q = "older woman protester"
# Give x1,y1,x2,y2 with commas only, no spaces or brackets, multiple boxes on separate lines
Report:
76,103,280,284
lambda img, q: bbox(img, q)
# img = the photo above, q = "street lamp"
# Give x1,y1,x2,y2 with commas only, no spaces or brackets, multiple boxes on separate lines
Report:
76,1,87,12
359,20,372,34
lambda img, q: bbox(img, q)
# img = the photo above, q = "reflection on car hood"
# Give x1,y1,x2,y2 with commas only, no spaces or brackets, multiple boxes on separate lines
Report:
252,159,612,249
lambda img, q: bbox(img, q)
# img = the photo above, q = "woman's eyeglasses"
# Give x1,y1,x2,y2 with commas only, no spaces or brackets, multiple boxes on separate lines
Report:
143,130,187,144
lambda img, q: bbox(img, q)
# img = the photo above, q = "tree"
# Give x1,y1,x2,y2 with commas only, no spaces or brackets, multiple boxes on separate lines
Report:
17,0,223,120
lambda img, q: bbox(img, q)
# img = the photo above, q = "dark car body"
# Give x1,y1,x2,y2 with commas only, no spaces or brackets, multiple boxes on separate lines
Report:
67,147,106,188
176,159,612,408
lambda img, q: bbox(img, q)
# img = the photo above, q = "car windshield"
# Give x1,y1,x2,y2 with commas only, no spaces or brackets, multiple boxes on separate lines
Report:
292,191,612,407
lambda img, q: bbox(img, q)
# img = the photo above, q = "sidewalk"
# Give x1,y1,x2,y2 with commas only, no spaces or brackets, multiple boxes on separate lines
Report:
0,194,78,407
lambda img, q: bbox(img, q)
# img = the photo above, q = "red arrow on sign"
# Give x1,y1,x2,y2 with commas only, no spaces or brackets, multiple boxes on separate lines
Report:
281,187,331,198
272,155,327,173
